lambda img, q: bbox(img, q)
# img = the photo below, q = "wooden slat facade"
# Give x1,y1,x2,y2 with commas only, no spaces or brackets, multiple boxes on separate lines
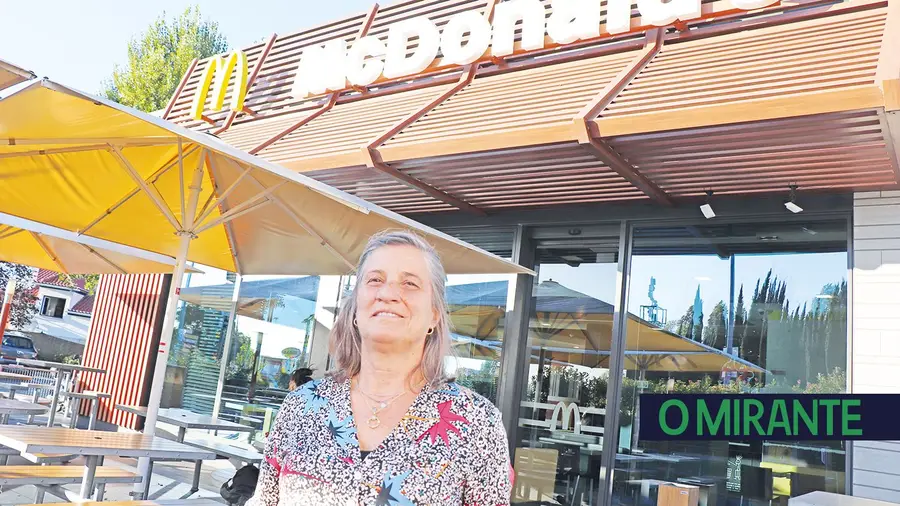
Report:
79,274,170,430
159,0,900,215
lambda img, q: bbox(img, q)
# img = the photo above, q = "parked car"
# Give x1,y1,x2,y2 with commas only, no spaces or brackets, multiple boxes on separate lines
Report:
0,331,37,364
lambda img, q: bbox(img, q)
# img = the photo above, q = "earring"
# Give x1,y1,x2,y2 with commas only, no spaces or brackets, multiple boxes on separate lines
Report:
426,327,434,336
353,318,358,327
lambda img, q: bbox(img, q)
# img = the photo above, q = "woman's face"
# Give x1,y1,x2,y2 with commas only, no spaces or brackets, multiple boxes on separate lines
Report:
356,244,439,352
288,379,297,391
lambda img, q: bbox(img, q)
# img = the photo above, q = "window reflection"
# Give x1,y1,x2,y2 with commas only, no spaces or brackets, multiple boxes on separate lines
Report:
613,219,848,506
446,273,511,404
513,230,620,505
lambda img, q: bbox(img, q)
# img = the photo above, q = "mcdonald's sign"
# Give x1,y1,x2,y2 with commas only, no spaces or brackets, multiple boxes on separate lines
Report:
191,50,249,121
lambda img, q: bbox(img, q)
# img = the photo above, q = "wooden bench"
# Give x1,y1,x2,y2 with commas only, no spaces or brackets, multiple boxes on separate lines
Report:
1,465,141,503
0,465,139,485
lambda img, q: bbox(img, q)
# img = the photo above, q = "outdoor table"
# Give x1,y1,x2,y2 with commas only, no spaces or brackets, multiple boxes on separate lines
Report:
0,398,47,424
116,404,256,497
116,405,255,441
0,426,215,500
16,358,105,427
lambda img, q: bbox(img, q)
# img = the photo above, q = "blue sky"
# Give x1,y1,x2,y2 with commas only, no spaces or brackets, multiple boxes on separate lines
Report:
1,0,374,94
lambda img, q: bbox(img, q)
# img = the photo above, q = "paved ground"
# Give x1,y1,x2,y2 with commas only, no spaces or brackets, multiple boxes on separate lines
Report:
0,454,236,504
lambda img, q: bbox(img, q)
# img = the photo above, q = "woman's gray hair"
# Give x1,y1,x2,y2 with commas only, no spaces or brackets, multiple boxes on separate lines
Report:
328,229,451,388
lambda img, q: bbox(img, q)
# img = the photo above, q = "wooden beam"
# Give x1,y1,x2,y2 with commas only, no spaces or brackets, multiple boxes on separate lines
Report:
163,58,198,120
361,64,483,215
367,65,476,151
572,29,672,206
213,34,279,135
593,86,886,137
574,29,663,129
876,0,900,111
378,123,576,164
357,3,380,39
878,109,900,184
581,137,674,206
248,93,337,155
363,150,487,216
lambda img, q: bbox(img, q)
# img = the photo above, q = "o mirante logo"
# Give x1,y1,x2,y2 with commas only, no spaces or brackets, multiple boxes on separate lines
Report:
639,394,895,441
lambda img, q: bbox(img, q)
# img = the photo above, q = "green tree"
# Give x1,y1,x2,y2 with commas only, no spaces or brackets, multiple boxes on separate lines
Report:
61,274,99,296
703,301,728,350
101,6,228,112
1,264,38,329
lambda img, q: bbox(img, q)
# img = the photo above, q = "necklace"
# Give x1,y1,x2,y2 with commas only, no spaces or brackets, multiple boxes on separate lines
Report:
353,379,407,429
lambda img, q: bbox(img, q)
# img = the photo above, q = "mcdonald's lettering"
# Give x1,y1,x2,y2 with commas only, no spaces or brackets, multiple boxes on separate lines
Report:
191,50,249,121
290,0,779,98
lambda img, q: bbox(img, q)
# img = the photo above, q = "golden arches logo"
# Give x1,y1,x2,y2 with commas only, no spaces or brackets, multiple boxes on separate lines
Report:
191,51,249,121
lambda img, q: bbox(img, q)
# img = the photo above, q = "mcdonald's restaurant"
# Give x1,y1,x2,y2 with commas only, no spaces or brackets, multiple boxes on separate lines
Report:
77,0,900,504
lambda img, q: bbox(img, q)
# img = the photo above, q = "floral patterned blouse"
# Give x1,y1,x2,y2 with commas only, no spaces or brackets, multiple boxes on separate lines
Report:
248,375,512,506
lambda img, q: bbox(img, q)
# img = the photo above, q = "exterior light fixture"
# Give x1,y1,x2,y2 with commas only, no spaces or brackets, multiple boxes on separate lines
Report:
700,190,715,219
785,184,803,213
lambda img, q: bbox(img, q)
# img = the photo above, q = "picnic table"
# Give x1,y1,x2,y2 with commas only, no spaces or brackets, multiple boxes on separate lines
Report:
116,405,255,441
117,405,257,498
16,358,105,427
0,398,47,423
0,426,214,500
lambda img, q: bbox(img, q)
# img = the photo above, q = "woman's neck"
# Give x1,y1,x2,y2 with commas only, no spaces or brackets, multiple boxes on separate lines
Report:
355,343,423,396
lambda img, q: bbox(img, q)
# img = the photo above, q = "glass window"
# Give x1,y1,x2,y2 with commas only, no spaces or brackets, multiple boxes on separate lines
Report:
446,273,512,405
164,266,235,415
2,336,33,349
611,219,848,506
219,274,321,442
512,226,621,505
41,296,66,318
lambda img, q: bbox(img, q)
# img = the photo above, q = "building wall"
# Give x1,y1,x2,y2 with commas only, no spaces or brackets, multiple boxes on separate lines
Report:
24,286,91,344
79,274,169,430
852,191,900,502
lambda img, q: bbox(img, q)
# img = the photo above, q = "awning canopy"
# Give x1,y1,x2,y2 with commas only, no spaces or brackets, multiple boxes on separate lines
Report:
165,0,899,215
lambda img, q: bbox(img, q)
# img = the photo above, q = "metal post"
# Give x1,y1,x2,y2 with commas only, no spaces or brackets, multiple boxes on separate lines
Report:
213,274,243,420
596,221,633,506
135,232,192,491
495,224,535,457
88,398,99,430
726,254,736,355
136,146,205,494
46,370,64,427
79,455,98,499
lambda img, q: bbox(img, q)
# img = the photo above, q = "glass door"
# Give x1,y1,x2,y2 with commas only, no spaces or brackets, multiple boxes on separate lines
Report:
512,225,622,506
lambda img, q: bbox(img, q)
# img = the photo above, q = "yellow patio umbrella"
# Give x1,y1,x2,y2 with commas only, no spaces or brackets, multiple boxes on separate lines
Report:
0,212,203,275
0,77,533,492
0,59,33,91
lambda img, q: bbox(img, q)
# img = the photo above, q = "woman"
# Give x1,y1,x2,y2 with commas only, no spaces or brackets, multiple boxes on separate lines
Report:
249,230,512,505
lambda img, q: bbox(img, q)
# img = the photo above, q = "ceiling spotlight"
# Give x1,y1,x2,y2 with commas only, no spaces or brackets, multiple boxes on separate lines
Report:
785,185,803,214
700,190,716,219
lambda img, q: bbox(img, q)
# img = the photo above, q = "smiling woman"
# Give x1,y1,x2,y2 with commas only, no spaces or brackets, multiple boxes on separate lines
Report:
249,229,513,506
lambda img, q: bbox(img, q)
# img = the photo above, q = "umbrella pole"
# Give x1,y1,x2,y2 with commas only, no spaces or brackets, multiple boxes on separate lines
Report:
134,232,193,496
